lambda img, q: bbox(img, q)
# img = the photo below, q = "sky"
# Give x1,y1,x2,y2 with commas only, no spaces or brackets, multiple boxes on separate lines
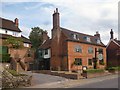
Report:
1,0,119,45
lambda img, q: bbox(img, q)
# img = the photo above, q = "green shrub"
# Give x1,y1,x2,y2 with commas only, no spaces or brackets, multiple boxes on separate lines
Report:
108,66,120,71
86,69,104,73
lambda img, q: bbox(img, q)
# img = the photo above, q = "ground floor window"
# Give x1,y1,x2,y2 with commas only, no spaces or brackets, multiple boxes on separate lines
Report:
88,59,92,65
99,59,104,65
74,58,82,65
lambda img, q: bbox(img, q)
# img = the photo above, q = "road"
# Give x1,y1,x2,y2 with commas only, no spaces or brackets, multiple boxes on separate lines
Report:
71,76,119,88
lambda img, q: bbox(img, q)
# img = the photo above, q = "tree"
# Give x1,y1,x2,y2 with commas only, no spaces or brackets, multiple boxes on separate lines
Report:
29,27,47,50
4,36,23,49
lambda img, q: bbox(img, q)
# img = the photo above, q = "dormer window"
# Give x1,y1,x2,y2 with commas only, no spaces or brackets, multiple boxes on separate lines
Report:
97,39,101,44
84,36,91,42
72,34,79,40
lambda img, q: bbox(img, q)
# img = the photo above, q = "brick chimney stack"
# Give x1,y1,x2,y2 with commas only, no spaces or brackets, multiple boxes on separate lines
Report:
52,8,60,38
110,29,114,39
14,18,19,27
53,8,60,29
94,31,100,38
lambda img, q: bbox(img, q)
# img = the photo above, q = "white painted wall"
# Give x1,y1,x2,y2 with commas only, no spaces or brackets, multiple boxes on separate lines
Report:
0,28,21,37
44,49,51,59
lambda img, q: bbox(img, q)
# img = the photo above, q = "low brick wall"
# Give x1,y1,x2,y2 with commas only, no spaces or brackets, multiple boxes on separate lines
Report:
86,72,111,78
32,70,115,80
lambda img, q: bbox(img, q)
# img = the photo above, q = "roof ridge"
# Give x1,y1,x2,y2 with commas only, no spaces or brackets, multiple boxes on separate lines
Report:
0,17,14,23
60,27,95,37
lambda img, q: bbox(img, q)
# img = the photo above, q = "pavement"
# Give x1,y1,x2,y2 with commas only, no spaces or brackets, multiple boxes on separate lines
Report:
21,71,119,88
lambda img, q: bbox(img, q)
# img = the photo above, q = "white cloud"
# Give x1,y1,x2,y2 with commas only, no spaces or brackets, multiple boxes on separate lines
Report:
1,0,119,45
20,26,31,38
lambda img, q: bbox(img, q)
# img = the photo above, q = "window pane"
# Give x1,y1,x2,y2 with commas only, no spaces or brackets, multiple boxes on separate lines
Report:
45,49,48,55
75,45,82,53
88,47,93,53
98,48,103,54
74,58,82,65
88,59,92,65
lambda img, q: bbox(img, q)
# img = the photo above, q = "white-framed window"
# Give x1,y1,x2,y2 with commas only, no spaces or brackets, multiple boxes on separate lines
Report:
97,39,101,44
24,43,29,47
84,36,91,42
72,34,79,40
13,32,18,36
44,49,48,55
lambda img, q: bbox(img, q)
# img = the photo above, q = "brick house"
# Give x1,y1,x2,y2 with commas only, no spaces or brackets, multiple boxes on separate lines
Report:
0,17,31,48
39,8,106,71
0,17,33,70
106,29,120,67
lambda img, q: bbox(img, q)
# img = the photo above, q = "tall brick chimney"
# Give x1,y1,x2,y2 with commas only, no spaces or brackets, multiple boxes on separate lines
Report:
53,8,59,29
110,29,114,39
52,8,60,38
14,18,19,27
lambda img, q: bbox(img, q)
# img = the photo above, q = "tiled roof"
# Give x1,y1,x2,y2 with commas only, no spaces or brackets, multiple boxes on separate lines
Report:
114,39,120,46
40,39,51,49
0,17,22,32
21,35,31,44
61,27,105,47
0,34,31,44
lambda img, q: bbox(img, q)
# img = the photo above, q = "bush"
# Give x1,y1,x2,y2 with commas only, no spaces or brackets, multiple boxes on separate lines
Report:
107,66,120,71
86,69,104,73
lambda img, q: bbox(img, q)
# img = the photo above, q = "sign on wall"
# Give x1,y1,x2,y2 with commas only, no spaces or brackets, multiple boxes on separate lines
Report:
98,54,103,60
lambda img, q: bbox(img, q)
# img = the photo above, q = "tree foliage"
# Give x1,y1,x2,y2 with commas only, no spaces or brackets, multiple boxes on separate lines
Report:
4,36,23,49
29,27,47,50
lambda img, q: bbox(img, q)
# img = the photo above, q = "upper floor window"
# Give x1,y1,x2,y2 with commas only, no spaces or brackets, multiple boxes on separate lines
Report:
74,45,82,53
13,32,19,37
84,36,91,42
44,49,48,55
88,47,93,54
74,58,82,65
97,39,101,44
72,34,79,40
95,39,101,44
5,30,7,34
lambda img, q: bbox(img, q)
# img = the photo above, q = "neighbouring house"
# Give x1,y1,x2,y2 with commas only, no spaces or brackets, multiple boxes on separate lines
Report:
38,8,106,71
0,17,33,71
106,29,120,67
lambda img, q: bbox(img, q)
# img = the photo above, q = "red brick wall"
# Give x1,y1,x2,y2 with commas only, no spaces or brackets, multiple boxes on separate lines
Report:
9,48,29,59
107,41,119,67
67,41,106,71
51,28,62,70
